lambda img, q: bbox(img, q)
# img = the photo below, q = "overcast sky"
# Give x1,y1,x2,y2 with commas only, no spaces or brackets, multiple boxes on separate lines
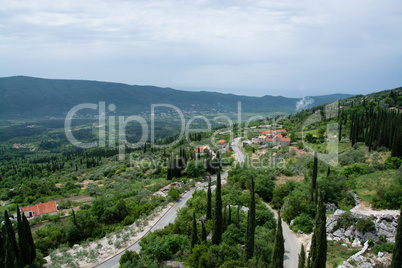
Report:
1,0,401,97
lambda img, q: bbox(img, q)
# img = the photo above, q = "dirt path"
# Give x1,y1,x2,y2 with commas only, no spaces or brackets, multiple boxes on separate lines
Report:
350,192,400,216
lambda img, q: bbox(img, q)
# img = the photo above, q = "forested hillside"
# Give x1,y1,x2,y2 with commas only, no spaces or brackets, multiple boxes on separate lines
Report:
0,76,352,118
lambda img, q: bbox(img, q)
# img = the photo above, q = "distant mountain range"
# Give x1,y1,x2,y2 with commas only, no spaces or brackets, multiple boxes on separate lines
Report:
0,76,352,119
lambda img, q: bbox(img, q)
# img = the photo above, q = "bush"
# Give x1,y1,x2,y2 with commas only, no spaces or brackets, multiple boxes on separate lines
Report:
385,156,402,169
290,213,314,233
373,242,394,254
255,175,275,201
339,150,367,166
341,164,370,177
356,218,375,233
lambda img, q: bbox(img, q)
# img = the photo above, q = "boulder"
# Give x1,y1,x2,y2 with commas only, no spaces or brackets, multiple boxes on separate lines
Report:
326,203,337,212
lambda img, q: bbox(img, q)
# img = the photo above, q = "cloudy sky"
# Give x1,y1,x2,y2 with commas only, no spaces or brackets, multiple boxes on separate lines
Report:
1,0,401,97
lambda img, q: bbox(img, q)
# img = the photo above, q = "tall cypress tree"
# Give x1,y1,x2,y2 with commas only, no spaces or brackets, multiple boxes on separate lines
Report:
235,205,240,228
223,201,227,231
310,152,318,203
309,191,327,268
0,226,5,268
206,176,212,220
3,211,17,268
17,206,30,267
270,213,284,268
391,205,402,268
191,211,198,250
228,205,232,226
22,213,36,263
212,171,222,245
244,176,256,261
201,221,207,242
298,244,306,268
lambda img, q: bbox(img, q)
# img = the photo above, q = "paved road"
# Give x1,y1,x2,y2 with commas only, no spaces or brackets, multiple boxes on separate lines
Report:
96,172,228,268
232,138,300,268
231,137,245,163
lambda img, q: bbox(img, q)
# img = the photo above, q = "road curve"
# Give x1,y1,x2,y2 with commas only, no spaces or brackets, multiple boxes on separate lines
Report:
232,137,300,268
95,172,228,268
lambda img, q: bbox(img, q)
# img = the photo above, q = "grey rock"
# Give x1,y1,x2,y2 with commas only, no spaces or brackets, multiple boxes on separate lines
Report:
381,214,394,222
362,232,379,243
326,203,337,212
344,227,353,237
334,228,345,237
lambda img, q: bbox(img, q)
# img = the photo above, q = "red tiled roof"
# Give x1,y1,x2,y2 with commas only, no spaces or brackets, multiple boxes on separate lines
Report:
226,149,231,152
276,129,287,133
194,145,210,153
281,138,290,142
22,201,57,216
275,134,283,139
266,138,273,141
261,130,274,135
218,140,226,143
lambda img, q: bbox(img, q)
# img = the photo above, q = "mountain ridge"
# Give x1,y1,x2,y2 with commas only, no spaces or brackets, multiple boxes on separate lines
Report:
0,76,352,119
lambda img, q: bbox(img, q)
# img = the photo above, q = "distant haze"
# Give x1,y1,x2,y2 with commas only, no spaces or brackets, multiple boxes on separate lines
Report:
1,0,401,97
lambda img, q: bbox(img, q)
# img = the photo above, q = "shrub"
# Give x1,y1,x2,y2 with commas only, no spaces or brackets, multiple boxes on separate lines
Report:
290,213,314,233
385,156,402,169
356,218,375,233
373,242,394,254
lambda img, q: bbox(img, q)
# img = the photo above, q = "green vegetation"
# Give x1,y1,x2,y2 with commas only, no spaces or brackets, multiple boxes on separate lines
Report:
270,214,284,268
391,206,402,268
1,209,41,267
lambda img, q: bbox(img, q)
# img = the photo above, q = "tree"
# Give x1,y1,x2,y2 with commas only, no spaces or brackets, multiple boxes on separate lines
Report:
235,205,240,228
244,176,256,261
3,211,18,268
228,205,232,226
308,191,327,268
201,221,207,242
0,226,4,267
298,244,306,268
206,176,212,220
391,205,402,268
310,152,318,203
17,206,30,267
270,213,284,268
22,213,36,263
212,171,223,245
191,211,198,250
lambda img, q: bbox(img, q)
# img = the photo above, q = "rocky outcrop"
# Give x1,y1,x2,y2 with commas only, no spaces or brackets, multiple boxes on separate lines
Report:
326,209,399,244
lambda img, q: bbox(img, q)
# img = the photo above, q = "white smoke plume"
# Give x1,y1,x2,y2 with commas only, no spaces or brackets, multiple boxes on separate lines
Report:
296,97,314,110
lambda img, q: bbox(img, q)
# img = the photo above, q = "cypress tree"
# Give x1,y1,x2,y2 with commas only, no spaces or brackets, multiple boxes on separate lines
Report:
22,214,36,263
212,171,222,245
244,176,256,261
391,205,402,268
206,176,212,220
3,211,17,268
270,213,284,268
310,191,327,268
17,206,30,266
223,201,227,231
0,226,4,268
310,152,318,203
298,244,306,268
235,205,240,228
228,205,232,226
201,221,207,242
191,211,198,250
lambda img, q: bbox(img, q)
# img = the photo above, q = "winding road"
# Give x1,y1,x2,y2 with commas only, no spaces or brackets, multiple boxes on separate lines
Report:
96,137,299,268
96,172,228,268
232,137,300,268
